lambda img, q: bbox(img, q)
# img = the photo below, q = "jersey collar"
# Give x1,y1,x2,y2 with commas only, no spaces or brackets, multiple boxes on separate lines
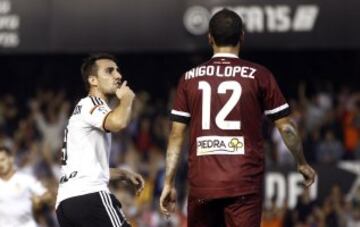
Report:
212,53,239,59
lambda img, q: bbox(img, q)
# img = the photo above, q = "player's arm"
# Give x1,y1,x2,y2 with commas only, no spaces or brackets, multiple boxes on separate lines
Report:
110,168,145,195
104,81,135,132
32,191,54,210
164,121,186,185
274,116,316,187
160,121,186,216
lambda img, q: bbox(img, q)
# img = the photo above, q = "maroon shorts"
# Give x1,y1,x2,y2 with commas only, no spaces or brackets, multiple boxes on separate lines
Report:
187,193,262,227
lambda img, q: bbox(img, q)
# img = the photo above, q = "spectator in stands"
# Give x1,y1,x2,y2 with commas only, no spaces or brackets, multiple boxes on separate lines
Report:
0,94,19,137
29,92,70,158
316,129,344,164
298,82,328,133
342,97,360,159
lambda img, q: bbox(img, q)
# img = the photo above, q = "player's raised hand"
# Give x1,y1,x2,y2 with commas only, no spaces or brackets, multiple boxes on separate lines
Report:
298,164,316,187
115,81,135,102
160,184,177,217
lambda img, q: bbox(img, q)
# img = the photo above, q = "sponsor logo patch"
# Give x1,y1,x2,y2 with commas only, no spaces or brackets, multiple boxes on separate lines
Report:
196,136,245,156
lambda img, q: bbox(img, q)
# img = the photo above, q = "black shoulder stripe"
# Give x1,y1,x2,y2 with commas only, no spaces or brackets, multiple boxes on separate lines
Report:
90,96,102,105
90,96,97,106
94,97,101,105
95,97,104,105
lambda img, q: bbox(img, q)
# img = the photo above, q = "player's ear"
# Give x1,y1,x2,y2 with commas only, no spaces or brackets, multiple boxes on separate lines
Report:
88,76,98,87
240,31,245,44
208,33,214,46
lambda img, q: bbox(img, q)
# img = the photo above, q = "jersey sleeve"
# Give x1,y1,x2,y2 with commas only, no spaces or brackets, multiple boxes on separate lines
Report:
259,70,291,121
170,75,191,124
83,97,112,131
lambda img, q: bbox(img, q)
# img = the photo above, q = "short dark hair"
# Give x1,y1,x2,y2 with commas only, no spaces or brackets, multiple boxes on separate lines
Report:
81,53,117,91
0,146,13,156
209,9,243,46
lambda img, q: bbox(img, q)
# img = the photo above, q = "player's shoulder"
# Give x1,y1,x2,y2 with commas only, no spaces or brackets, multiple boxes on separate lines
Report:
77,96,107,110
80,96,104,106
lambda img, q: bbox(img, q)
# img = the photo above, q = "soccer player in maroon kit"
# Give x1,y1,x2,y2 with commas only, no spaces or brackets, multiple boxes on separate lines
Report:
160,9,316,227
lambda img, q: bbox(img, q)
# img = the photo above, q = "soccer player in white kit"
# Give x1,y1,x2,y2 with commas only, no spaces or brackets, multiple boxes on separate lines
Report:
56,54,144,227
0,146,52,227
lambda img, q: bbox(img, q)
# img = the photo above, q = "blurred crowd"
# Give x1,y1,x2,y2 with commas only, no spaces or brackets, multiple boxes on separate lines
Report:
265,82,360,167
1,81,360,227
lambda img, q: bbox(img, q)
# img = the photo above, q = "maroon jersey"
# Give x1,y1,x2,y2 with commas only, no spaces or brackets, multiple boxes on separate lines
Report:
170,53,290,199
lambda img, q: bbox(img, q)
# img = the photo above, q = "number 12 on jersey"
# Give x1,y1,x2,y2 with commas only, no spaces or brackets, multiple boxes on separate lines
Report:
198,81,242,130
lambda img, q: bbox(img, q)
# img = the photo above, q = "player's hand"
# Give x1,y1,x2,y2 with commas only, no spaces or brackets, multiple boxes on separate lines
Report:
111,168,145,195
159,184,177,217
115,81,135,102
298,164,316,187
122,168,145,195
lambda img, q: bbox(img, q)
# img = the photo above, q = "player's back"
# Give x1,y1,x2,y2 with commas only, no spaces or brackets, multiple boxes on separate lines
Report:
56,96,112,207
170,53,290,199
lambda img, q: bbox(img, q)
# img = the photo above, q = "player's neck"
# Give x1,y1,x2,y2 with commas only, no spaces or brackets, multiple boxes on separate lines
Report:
213,46,240,57
88,89,108,102
0,169,15,181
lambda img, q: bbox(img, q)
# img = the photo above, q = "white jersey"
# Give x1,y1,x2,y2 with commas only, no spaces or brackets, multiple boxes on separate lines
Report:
0,172,47,227
56,96,112,208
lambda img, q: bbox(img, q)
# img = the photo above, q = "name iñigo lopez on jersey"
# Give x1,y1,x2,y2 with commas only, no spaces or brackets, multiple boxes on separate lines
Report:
196,136,245,156
185,65,256,80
